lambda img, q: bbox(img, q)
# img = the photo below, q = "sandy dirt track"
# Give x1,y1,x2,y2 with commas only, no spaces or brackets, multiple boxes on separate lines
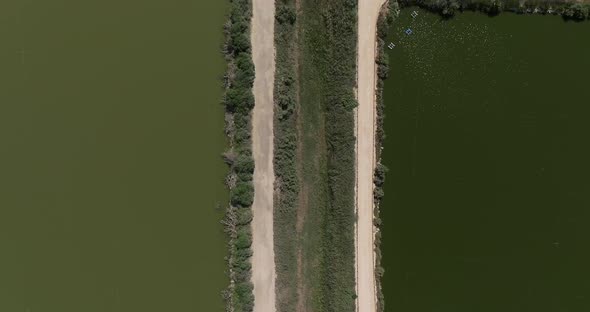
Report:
356,0,385,311
250,0,276,311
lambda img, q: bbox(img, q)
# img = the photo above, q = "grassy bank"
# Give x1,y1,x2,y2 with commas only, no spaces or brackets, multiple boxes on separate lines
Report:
273,0,299,310
274,0,299,311
222,0,255,311
313,0,358,308
273,0,358,311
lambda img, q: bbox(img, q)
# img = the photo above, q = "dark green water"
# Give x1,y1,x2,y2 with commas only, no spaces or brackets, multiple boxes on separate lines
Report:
0,1,228,311
381,9,590,312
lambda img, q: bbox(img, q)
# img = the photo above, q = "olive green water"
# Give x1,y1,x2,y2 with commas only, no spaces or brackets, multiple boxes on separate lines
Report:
381,9,590,311
0,1,228,311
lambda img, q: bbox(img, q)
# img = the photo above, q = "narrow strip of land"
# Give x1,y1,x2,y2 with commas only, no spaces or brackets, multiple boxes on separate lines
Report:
251,0,276,311
356,0,385,311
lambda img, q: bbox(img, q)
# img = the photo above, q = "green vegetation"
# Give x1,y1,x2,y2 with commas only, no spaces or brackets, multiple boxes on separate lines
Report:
300,0,359,308
316,0,359,307
273,0,300,310
273,0,358,311
222,0,255,311
299,1,359,309
399,0,590,19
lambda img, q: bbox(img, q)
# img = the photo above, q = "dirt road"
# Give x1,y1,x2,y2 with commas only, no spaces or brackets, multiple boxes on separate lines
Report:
356,0,385,311
250,0,276,311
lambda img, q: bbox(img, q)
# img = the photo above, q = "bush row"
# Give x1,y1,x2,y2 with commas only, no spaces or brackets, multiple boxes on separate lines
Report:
399,0,590,19
222,1,255,311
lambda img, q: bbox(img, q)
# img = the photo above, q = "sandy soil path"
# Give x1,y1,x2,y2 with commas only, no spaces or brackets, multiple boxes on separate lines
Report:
250,0,276,311
356,0,385,311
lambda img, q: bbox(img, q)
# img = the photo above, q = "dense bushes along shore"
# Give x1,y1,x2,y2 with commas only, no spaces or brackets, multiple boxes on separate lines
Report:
221,0,256,311
399,0,590,19
373,2,399,312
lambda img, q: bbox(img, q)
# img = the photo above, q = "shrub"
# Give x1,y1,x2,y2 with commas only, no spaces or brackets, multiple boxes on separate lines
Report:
231,181,254,208
276,6,297,25
374,163,388,187
564,3,589,20
234,53,255,88
225,87,255,114
235,227,253,250
234,154,255,179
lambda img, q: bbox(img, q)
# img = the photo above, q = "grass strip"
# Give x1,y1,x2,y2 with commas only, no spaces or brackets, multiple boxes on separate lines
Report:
273,0,359,311
273,0,300,311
